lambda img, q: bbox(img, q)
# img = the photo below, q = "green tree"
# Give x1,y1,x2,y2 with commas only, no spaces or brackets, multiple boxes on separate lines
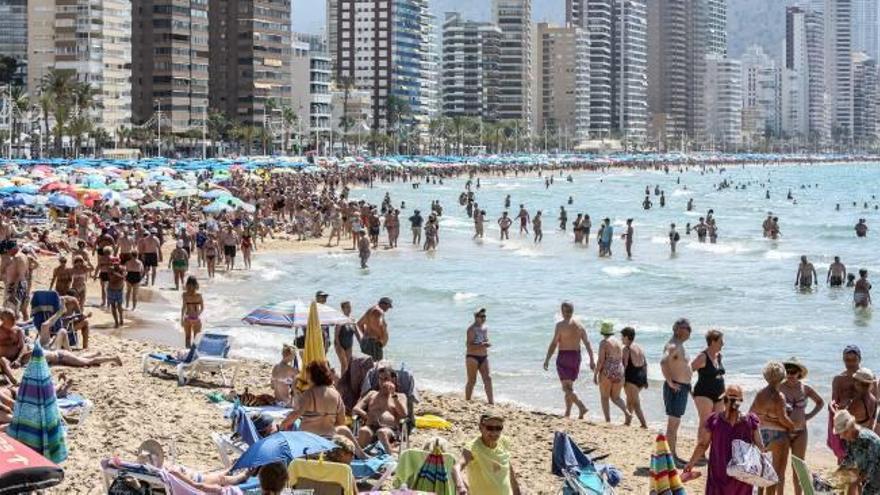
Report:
4,85,29,158
281,105,297,155
41,70,75,156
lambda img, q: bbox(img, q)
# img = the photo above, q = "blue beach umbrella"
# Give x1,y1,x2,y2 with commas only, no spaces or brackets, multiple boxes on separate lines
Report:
47,194,79,209
7,341,67,463
242,300,349,328
230,432,335,471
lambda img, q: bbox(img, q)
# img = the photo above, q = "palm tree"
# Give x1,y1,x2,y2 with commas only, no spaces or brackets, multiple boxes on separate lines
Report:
262,98,278,154
67,114,92,158
232,125,259,156
207,111,230,157
41,69,75,156
281,105,297,155
5,85,29,158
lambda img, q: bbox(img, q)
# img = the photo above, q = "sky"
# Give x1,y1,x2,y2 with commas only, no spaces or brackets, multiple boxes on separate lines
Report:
291,0,564,35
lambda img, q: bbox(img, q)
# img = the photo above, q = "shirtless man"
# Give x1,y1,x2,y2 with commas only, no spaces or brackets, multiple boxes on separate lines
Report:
828,256,847,287
831,345,876,409
356,297,392,361
357,231,371,269
559,206,567,231
855,218,868,238
542,302,596,419
137,230,162,286
660,318,693,463
622,219,634,259
795,256,817,289
516,205,530,235
472,210,486,239
498,212,512,240
0,309,25,384
221,226,239,271
532,211,543,243
385,209,400,248
762,212,774,238
669,223,680,255
353,368,408,454
1,241,28,319
271,344,297,406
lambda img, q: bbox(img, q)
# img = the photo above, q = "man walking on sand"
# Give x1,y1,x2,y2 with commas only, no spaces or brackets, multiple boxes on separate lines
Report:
660,318,693,465
543,302,596,419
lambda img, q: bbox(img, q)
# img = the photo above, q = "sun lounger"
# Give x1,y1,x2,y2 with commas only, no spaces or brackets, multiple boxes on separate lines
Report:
552,432,615,495
142,333,240,386
101,458,263,494
58,394,93,430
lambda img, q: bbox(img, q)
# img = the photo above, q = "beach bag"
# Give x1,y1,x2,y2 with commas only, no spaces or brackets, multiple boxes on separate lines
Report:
726,439,778,488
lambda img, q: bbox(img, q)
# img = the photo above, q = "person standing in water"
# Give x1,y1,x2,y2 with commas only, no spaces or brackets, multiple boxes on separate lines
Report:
409,210,423,246
465,308,493,405
533,211,543,243
543,302,596,419
795,256,817,289
516,205,530,235
600,218,613,257
558,206,568,231
498,212,512,240
827,256,847,287
854,269,872,308
669,223,680,255
622,219,634,259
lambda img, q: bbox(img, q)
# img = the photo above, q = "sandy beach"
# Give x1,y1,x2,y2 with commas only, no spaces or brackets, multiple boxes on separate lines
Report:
27,236,835,495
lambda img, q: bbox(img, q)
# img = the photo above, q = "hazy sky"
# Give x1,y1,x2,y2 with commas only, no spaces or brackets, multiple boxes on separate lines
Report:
291,0,563,35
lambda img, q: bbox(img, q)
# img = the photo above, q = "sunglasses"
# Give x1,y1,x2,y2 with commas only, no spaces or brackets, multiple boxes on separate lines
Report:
482,424,503,432
724,397,743,404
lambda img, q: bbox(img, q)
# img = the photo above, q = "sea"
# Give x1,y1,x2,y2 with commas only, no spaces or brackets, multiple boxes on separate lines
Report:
133,162,880,444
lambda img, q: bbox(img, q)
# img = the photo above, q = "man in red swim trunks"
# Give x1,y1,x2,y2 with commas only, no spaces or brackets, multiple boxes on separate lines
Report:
543,301,596,419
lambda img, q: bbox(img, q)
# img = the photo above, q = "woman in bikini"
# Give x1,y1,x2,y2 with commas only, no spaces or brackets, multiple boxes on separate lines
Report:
780,358,824,495
70,256,90,309
846,368,878,433
749,362,796,495
124,255,144,310
464,308,493,405
594,322,631,424
241,230,253,270
180,276,203,348
692,329,726,441
279,361,366,458
168,241,190,291
93,246,112,307
203,234,219,279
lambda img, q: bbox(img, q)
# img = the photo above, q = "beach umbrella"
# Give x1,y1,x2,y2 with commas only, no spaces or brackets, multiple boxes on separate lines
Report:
649,434,687,495
142,200,173,211
47,194,79,209
241,300,349,328
0,432,64,492
296,302,327,392
121,189,145,200
230,432,336,471
7,342,67,464
411,446,451,494
39,182,72,194
200,189,231,199
108,180,128,191
2,193,36,208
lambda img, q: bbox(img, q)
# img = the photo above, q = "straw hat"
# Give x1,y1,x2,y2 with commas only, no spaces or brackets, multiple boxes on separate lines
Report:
783,357,808,379
853,367,876,385
833,410,857,434
136,439,164,468
600,321,614,336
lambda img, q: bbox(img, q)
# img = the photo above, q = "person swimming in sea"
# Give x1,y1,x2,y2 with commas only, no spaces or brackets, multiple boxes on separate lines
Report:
854,269,872,308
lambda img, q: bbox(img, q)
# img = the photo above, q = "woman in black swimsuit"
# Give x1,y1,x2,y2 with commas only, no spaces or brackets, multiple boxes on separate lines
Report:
621,327,648,428
692,329,726,439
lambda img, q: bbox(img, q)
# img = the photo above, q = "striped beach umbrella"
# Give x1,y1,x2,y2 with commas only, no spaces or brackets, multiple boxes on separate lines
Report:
7,342,67,464
242,300,349,328
411,447,450,494
650,434,686,495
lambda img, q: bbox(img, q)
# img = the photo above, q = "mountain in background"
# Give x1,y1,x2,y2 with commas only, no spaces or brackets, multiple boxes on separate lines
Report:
292,0,788,61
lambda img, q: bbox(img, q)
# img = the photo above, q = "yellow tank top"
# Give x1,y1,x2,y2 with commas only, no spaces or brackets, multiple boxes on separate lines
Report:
467,437,512,495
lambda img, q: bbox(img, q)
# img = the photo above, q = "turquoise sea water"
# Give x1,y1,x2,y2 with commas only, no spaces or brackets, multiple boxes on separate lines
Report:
149,162,880,442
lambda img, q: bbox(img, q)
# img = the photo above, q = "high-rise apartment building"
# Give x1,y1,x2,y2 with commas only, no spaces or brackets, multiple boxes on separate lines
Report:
648,0,728,147
291,34,332,137
824,0,854,140
26,0,55,97
740,45,781,142
701,53,742,148
783,6,829,141
493,0,532,129
535,23,590,143
441,12,502,121
419,5,440,124
209,0,292,127
132,0,209,133
567,0,647,144
852,51,879,144
0,0,27,86
852,0,879,61
332,0,432,132
55,0,132,135
611,0,648,144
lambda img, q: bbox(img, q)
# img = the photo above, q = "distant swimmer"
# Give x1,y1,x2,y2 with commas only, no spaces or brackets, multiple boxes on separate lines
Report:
669,223,680,254
856,218,868,237
766,190,770,199
854,269,872,308
707,219,718,244
695,218,708,243
473,210,486,239
660,192,666,208
828,256,847,287
687,198,694,212
795,256,817,289
533,211,543,243
543,301,596,419
599,218,614,257
504,194,511,209
583,215,592,245
559,206,568,231
498,212,512,240
516,204,530,234
643,196,653,210
836,203,840,211
568,195,573,205
762,213,773,237
847,273,857,287
622,219,634,259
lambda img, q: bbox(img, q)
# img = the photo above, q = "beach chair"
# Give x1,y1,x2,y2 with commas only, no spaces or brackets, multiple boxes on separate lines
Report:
212,403,260,468
354,365,419,449
552,432,615,495
288,458,357,495
142,333,240,386
101,459,167,493
58,393,93,430
791,456,835,495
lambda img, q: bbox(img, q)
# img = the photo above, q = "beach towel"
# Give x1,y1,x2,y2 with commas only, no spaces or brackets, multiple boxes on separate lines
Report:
466,437,512,495
30,291,66,344
552,432,609,495
288,459,356,495
649,434,686,495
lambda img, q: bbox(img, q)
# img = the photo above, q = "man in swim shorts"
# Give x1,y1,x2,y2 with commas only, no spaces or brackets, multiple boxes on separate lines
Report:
828,256,847,287
543,302,595,419
357,297,392,361
137,230,162,286
795,255,817,289
660,318,693,464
